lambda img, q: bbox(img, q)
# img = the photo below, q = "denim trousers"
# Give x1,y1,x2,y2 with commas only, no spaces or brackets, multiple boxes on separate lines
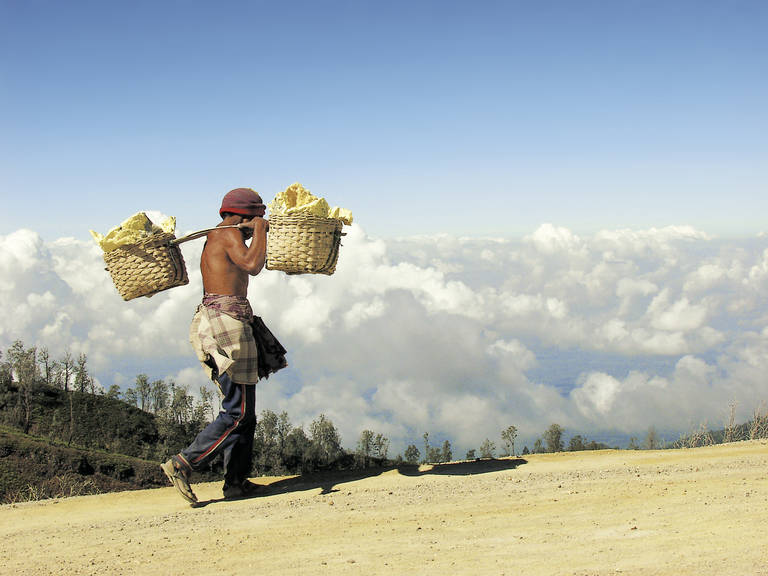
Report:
179,372,256,485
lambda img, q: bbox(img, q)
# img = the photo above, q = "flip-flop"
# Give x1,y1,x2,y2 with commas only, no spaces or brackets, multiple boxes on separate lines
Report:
161,458,198,506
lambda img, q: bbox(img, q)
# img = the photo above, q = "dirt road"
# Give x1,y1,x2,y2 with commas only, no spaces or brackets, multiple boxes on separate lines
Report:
1,440,766,575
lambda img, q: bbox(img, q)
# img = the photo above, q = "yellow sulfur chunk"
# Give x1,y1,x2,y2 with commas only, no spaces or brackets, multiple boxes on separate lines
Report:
328,206,353,225
159,216,176,234
90,212,177,252
268,182,353,225
286,197,331,218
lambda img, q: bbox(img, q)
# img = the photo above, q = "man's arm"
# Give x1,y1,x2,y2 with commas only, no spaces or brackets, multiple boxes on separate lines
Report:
220,219,268,275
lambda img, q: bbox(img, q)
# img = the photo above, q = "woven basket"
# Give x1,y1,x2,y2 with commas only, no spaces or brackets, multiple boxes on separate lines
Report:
266,213,345,275
103,232,189,301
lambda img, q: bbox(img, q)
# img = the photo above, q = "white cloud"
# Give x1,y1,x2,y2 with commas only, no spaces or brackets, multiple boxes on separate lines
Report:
526,223,587,256
571,372,622,416
647,289,708,332
3,223,768,453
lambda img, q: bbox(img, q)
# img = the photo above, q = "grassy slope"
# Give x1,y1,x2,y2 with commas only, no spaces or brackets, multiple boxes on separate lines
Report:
0,425,167,503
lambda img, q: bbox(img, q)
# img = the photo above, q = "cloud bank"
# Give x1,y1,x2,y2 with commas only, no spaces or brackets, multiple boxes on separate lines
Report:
2,223,768,453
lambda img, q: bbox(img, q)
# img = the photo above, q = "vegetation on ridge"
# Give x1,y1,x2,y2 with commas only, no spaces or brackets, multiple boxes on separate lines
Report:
2,339,767,504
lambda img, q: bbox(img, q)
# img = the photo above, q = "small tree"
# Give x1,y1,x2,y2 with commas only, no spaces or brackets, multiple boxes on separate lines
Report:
198,385,214,423
151,379,170,414
644,426,659,450
0,350,11,388
309,414,343,468
568,434,585,452
501,425,518,456
123,388,138,407
373,433,390,460
8,340,40,433
134,374,151,411
356,429,375,467
74,353,92,394
105,384,121,399
480,438,496,458
441,440,452,463
37,346,53,387
169,382,194,425
404,444,420,464
56,350,75,392
426,445,442,463
465,448,476,460
543,424,564,453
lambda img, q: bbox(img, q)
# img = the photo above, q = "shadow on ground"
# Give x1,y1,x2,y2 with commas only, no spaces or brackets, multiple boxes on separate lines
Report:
193,458,527,508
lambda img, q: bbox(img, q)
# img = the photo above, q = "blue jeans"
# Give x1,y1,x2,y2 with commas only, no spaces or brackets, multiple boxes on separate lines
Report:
178,373,256,486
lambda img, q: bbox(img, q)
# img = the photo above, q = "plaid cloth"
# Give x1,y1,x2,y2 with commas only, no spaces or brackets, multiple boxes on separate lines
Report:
189,297,260,384
202,293,253,323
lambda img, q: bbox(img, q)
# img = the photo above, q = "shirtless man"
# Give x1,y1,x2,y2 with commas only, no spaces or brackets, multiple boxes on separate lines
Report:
162,188,284,506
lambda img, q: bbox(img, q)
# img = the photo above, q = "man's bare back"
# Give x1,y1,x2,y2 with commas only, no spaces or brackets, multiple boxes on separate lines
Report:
201,214,269,296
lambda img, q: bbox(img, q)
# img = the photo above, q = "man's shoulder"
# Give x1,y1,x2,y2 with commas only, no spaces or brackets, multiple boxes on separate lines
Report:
205,227,243,249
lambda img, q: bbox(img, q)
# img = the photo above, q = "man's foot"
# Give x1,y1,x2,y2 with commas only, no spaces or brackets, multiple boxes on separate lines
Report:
223,479,265,500
161,456,198,506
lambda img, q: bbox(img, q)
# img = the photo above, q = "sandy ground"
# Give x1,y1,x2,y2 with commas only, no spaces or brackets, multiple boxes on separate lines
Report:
1,440,766,576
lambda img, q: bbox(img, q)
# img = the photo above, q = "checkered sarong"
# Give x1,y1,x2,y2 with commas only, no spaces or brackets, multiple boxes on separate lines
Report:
189,297,260,384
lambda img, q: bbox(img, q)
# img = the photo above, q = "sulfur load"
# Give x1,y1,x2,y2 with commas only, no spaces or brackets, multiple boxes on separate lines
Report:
90,212,177,252
268,183,353,225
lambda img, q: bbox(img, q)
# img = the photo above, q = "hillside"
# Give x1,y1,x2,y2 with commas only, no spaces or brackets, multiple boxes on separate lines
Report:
0,426,168,502
1,440,766,575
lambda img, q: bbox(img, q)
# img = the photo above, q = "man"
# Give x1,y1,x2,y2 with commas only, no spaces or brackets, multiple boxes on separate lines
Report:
161,187,286,506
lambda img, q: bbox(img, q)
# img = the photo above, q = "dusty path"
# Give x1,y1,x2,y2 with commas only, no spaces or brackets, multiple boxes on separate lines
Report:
1,440,766,575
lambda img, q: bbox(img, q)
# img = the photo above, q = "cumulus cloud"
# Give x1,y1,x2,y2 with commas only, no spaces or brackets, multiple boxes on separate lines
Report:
2,223,768,453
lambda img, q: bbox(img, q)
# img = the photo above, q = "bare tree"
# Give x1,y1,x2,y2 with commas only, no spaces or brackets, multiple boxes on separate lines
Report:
56,350,75,392
501,425,518,456
37,347,53,387
644,426,659,450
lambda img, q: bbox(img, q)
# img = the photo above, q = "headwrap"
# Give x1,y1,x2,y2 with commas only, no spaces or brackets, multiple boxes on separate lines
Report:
219,188,266,218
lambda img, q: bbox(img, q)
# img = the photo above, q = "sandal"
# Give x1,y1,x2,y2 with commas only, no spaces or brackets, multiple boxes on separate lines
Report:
161,456,198,506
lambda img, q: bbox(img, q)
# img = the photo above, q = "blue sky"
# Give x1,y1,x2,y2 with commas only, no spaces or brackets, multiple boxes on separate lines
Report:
2,0,766,240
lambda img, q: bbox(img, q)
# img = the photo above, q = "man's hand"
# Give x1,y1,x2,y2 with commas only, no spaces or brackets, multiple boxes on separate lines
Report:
239,217,269,233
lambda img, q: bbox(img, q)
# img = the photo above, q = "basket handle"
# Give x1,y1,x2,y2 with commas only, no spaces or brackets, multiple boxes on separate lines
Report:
170,225,242,246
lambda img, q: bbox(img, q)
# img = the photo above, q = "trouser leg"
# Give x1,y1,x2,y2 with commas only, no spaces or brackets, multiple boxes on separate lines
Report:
178,373,256,482
224,412,256,485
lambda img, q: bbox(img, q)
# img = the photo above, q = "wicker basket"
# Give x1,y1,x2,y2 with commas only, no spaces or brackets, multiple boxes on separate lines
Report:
103,232,189,301
266,213,345,275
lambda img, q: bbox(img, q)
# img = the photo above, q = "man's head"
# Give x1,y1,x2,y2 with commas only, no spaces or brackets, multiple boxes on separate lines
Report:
219,188,266,219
